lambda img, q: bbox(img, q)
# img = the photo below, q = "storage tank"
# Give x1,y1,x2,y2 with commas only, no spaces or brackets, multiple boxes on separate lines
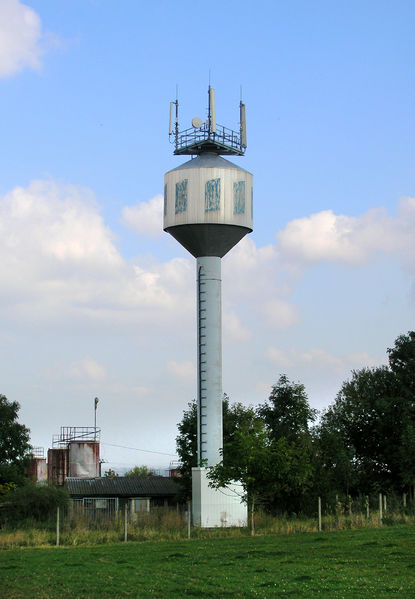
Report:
164,153,253,259
47,447,68,486
68,441,100,478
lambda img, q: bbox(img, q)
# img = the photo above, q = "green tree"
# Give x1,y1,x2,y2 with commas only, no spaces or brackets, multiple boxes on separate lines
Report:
1,484,69,523
175,396,257,499
0,395,32,487
317,363,410,495
257,375,316,512
258,375,317,442
125,465,155,477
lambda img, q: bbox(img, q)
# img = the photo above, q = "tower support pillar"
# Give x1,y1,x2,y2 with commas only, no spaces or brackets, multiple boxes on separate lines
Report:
197,256,222,467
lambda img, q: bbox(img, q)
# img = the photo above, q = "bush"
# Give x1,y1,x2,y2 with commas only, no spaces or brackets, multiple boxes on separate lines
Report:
0,484,69,523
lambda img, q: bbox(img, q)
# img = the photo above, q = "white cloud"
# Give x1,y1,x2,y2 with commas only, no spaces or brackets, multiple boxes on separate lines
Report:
0,180,193,328
121,195,163,238
266,346,380,373
166,360,196,382
277,198,415,270
66,357,107,381
223,311,252,342
0,0,45,77
262,299,299,330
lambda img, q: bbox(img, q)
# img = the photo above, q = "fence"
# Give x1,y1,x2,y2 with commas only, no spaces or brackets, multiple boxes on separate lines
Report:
1,493,414,548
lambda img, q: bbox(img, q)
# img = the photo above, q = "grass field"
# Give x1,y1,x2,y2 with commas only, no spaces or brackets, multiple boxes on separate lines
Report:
1,525,414,598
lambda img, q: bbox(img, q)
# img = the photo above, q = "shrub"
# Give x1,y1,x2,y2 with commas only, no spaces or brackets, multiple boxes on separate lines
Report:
0,484,69,523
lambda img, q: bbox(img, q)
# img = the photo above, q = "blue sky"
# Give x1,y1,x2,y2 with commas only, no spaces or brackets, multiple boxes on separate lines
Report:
1,0,414,471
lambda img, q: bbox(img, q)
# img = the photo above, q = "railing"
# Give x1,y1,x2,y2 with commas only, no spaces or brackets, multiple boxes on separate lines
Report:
53,426,101,446
172,122,245,155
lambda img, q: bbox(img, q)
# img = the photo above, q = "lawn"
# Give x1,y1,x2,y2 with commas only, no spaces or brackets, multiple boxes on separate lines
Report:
1,525,414,598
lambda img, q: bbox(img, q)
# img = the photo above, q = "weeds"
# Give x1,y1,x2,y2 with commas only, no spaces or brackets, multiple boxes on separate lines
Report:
2,507,415,548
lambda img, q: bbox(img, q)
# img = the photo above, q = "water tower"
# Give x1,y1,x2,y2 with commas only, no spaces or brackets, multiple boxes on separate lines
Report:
164,87,253,526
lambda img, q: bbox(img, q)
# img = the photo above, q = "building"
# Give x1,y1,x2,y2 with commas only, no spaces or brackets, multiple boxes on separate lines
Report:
64,476,181,514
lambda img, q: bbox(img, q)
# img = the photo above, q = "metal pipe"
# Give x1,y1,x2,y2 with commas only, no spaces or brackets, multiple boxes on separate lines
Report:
197,256,222,466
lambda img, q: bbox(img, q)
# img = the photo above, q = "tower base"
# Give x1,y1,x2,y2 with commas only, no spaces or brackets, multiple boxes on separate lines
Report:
192,467,247,527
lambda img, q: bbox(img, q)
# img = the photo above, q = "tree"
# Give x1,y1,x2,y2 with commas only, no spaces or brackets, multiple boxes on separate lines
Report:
1,484,69,523
0,395,32,487
257,375,316,512
258,375,317,442
175,396,258,499
125,465,155,477
317,364,411,495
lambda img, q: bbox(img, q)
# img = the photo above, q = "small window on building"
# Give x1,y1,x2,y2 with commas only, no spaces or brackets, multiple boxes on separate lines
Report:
233,181,245,214
175,179,188,214
132,498,150,512
205,178,221,212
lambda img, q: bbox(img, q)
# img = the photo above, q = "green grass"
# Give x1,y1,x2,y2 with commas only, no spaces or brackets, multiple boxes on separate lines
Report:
1,525,415,598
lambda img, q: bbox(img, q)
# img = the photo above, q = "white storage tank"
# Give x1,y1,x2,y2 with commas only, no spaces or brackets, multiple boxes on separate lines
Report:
164,153,253,258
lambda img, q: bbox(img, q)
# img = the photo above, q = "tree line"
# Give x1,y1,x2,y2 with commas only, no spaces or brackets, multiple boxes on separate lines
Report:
176,331,415,514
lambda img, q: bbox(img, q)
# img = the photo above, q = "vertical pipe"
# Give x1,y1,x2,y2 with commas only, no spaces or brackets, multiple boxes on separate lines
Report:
197,256,222,466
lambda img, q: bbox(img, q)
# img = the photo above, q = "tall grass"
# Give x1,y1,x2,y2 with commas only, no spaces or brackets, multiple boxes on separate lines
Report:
2,506,415,548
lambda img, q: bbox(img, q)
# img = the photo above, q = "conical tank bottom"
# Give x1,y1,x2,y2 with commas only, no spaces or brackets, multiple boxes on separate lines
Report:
165,223,252,258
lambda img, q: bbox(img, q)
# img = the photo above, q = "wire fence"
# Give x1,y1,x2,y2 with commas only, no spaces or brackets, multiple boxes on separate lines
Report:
1,492,414,548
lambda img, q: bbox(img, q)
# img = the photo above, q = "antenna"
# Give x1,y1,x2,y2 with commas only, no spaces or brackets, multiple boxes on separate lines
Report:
209,87,216,133
169,102,173,135
240,101,247,148
169,85,246,156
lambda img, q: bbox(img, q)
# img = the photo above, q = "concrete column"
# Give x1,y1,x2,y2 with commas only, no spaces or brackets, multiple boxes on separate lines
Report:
197,256,222,466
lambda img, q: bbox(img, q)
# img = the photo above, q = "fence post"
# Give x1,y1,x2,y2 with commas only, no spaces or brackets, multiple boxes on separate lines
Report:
379,493,383,523
383,494,387,513
56,506,60,547
365,495,369,519
318,497,322,532
187,500,191,539
124,504,128,542
403,492,407,508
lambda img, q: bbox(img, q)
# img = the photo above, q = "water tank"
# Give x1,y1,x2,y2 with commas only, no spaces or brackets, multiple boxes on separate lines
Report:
47,448,68,486
164,153,253,258
28,458,47,483
68,441,100,478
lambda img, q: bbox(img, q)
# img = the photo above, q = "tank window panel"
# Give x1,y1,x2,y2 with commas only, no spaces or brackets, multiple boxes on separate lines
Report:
175,179,188,214
233,181,245,214
251,186,253,220
164,184,167,216
205,178,221,212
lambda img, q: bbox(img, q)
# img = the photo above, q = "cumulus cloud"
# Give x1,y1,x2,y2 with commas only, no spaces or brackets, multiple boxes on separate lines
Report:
223,311,252,342
0,180,193,328
66,357,107,381
266,346,379,373
0,0,46,77
166,360,196,382
121,195,163,238
277,198,415,270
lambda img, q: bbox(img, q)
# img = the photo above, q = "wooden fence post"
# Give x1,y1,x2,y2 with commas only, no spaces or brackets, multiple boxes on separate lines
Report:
318,497,322,532
379,493,383,523
365,495,369,519
124,504,128,542
56,506,60,547
187,501,191,539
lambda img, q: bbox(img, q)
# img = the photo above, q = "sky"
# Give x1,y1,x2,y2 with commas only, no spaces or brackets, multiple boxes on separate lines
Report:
1,0,414,472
